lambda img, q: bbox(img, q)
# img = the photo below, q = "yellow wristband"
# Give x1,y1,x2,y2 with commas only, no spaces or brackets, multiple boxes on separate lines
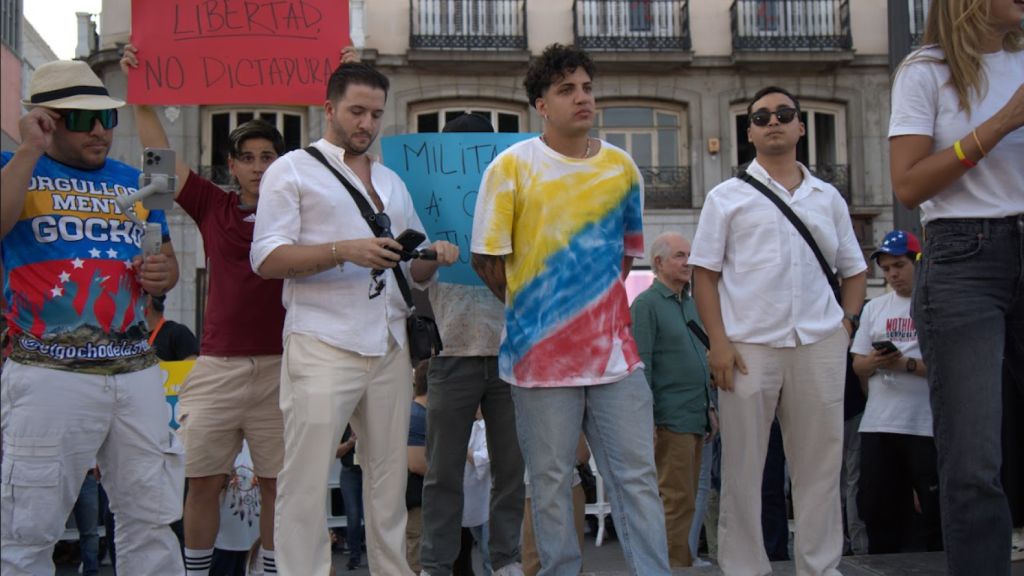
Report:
954,140,976,169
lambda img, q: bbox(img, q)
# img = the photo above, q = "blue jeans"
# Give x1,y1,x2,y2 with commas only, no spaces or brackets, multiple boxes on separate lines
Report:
511,369,670,576
688,438,712,561
468,523,492,576
914,215,1023,576
339,465,364,561
72,472,100,576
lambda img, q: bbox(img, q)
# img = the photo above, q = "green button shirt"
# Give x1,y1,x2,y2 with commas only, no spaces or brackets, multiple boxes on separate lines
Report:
630,278,712,436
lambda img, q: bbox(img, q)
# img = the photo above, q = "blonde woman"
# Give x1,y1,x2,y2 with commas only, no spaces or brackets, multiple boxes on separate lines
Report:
889,0,1024,574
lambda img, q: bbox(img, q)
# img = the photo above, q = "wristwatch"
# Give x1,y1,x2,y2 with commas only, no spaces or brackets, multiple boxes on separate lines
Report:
843,312,859,330
906,358,917,373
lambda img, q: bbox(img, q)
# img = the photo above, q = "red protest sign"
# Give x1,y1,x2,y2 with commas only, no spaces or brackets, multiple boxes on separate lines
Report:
128,0,349,105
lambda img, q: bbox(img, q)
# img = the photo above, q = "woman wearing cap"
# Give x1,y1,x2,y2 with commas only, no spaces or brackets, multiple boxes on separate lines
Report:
850,230,942,555
888,0,1024,573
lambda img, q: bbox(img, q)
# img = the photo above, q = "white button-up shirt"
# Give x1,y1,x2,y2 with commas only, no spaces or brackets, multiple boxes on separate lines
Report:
250,138,435,356
689,159,866,348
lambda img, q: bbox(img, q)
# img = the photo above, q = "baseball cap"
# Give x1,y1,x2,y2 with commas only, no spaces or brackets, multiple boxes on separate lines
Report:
871,230,921,261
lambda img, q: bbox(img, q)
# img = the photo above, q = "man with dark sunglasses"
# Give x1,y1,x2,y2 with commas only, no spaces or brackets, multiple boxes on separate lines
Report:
251,62,458,576
0,60,184,575
689,86,867,576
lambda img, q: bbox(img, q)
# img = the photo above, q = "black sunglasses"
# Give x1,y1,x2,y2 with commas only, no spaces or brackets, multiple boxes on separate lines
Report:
61,109,118,132
368,211,393,300
749,108,799,127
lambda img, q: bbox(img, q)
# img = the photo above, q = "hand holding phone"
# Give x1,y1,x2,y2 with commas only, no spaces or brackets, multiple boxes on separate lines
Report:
872,340,899,355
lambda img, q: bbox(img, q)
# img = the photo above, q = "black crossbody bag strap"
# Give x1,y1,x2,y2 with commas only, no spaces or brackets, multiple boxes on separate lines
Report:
739,171,842,303
304,146,417,311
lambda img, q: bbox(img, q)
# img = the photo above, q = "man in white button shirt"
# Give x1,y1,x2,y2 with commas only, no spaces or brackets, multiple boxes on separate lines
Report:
250,62,459,576
690,86,867,576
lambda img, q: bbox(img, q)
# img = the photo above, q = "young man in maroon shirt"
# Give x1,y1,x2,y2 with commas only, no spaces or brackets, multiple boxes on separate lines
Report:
119,45,358,575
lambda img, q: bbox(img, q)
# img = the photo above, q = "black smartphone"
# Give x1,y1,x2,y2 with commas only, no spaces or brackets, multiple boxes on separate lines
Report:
390,229,427,260
872,341,899,354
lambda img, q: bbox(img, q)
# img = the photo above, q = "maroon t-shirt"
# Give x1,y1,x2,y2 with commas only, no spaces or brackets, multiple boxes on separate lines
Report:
178,171,285,356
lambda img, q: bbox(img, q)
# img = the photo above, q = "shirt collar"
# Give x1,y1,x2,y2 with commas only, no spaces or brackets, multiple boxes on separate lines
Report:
314,137,381,165
652,278,689,300
745,158,826,198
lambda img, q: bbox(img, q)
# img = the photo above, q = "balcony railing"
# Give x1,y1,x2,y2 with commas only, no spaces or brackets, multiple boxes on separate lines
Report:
410,0,527,50
733,163,851,202
641,166,692,209
573,0,691,51
730,0,851,51
909,0,927,47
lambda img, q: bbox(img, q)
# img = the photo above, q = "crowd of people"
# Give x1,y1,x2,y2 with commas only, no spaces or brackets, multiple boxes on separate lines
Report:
0,0,1022,575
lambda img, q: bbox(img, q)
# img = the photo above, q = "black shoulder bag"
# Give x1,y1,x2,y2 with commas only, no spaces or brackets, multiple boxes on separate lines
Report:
738,171,842,303
305,147,443,363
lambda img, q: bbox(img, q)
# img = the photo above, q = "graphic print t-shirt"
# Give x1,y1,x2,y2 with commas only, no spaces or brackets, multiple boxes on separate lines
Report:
850,290,933,436
471,138,645,387
1,152,169,374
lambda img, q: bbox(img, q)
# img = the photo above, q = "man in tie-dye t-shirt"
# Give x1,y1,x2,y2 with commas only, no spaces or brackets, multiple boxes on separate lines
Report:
470,44,671,576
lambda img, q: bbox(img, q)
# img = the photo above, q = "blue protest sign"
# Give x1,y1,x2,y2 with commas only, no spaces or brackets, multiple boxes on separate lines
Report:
381,132,535,286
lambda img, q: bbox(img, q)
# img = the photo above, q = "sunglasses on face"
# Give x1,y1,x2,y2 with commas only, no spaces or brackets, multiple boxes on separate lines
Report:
61,109,118,132
749,108,799,127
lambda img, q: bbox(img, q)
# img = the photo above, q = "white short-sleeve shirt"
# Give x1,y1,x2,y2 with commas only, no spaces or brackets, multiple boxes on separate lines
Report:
689,159,867,347
889,47,1024,224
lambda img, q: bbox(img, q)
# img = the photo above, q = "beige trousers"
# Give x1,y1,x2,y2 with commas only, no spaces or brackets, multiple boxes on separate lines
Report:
274,333,414,576
718,328,847,576
655,428,703,567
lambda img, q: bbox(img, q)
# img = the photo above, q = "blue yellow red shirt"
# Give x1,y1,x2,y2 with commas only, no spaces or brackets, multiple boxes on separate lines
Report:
1,152,169,374
471,138,645,387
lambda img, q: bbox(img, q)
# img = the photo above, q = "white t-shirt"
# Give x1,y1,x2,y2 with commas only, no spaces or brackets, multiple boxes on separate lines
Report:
689,159,866,348
889,47,1024,224
462,420,491,528
215,442,262,551
850,291,933,437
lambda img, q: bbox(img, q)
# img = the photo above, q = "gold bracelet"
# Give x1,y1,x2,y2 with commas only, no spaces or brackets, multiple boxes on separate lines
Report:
971,128,987,157
331,242,344,271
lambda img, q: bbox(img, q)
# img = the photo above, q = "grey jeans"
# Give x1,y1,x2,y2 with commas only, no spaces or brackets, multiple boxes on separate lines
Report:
914,215,1024,576
419,356,525,575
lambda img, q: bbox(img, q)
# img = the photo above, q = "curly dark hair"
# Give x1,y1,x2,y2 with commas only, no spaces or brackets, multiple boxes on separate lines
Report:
413,359,430,397
523,43,597,109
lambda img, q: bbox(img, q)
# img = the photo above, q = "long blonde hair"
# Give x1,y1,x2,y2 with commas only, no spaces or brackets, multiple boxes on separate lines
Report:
900,0,1024,116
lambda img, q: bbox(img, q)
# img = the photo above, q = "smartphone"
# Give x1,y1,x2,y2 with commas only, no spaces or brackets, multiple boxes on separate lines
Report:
141,148,176,211
872,341,899,354
393,229,427,258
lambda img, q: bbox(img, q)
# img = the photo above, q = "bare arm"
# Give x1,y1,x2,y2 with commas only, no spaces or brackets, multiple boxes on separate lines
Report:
409,240,460,282
256,238,402,279
1,109,58,238
693,266,747,392
120,45,190,198
471,253,507,303
407,446,427,476
622,256,634,279
840,271,867,335
891,84,1024,210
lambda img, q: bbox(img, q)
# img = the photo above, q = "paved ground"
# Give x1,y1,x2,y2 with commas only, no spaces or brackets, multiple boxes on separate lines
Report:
54,533,1024,575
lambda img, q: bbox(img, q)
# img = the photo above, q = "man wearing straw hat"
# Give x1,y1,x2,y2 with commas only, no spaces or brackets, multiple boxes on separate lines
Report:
0,60,184,576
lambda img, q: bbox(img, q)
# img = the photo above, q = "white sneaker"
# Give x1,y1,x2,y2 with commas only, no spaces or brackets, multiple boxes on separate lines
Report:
493,562,525,576
692,557,713,567
1012,526,1024,563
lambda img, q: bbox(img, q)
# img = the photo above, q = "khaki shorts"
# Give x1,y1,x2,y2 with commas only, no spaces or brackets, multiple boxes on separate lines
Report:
178,355,284,478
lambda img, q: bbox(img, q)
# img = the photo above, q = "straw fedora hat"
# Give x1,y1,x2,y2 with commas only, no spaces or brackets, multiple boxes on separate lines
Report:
21,60,125,110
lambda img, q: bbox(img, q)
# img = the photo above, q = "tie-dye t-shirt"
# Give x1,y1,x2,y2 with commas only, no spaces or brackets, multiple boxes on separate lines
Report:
470,138,645,387
1,152,169,374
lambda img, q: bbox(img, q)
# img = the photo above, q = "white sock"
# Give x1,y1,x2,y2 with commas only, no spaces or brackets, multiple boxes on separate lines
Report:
260,548,277,574
184,547,214,576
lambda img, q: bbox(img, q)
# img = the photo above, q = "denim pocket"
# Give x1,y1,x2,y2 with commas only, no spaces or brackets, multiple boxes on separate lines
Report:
925,232,984,264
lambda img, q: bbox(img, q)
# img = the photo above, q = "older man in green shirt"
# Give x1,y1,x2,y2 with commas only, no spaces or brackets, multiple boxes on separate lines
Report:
630,232,713,568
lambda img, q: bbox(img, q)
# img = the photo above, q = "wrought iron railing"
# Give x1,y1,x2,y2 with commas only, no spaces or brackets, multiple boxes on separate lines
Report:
909,0,927,47
730,0,851,51
572,0,692,51
640,166,692,209
409,0,527,50
733,163,850,202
